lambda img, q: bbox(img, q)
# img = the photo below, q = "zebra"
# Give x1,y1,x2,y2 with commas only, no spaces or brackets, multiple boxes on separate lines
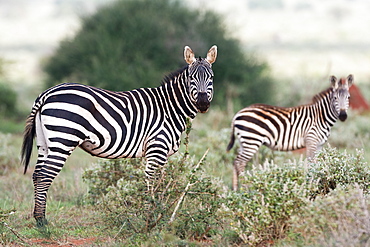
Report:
21,45,217,226
227,74,353,191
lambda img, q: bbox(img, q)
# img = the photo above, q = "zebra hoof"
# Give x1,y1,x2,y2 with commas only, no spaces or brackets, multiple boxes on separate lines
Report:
36,217,48,228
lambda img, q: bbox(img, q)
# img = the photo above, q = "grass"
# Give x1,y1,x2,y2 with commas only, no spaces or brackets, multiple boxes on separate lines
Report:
0,109,369,246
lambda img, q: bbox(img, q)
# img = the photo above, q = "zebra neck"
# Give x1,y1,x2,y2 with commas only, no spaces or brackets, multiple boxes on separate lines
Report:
158,77,198,121
311,89,338,126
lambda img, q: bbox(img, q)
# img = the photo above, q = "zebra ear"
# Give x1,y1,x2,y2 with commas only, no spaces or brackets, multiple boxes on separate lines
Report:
330,75,338,88
184,46,196,64
206,45,217,64
347,74,354,87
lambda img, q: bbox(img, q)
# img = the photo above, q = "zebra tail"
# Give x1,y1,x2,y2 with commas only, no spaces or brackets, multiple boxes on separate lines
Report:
21,111,36,174
226,125,235,152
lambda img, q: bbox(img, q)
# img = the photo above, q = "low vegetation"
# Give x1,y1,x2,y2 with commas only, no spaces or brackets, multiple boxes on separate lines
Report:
2,114,369,246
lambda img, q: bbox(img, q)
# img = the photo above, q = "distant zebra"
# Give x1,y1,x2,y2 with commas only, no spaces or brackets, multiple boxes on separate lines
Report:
227,75,353,191
21,45,217,226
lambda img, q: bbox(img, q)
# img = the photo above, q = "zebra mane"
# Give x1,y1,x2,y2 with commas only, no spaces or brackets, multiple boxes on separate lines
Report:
161,65,188,86
312,87,333,103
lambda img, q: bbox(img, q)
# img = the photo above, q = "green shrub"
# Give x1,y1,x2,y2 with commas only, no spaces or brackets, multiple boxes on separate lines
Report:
224,160,314,246
281,185,370,247
82,121,226,244
223,147,369,246
308,147,369,196
82,158,144,204
0,82,17,117
0,133,20,176
83,152,226,244
0,209,17,245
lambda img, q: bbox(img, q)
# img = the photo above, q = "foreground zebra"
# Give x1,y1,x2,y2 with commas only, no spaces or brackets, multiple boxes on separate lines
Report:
21,45,217,226
227,75,353,191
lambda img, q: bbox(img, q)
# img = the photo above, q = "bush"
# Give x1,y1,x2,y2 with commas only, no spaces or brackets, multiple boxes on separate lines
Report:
308,147,369,196
82,158,144,204
0,209,17,245
82,121,227,244
0,133,21,176
224,160,314,246
43,0,274,109
0,82,17,117
281,185,370,247
223,147,370,246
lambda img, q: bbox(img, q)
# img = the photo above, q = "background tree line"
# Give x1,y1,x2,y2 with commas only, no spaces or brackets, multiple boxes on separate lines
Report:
42,0,274,110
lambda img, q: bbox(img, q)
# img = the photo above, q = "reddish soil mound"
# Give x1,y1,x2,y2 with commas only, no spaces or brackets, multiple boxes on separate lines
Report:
349,84,370,112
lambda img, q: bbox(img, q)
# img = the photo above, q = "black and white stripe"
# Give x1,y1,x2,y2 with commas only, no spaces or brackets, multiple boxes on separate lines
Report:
21,45,217,226
227,75,353,191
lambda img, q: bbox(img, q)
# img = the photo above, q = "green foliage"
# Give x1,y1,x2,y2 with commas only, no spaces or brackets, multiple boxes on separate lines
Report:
83,155,225,244
223,147,370,246
281,185,370,247
82,121,226,244
308,148,370,196
82,158,144,204
43,0,274,109
224,160,314,246
0,209,19,246
0,82,17,117
0,133,21,176
0,59,17,117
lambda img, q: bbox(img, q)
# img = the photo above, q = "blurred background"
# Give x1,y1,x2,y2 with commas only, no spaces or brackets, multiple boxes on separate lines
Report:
1,0,370,132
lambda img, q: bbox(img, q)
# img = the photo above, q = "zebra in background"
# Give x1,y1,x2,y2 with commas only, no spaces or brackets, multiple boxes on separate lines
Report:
227,75,353,191
21,45,217,226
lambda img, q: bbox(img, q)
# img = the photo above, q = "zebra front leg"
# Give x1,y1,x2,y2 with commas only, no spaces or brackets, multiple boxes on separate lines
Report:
305,135,321,161
144,145,169,195
144,158,168,195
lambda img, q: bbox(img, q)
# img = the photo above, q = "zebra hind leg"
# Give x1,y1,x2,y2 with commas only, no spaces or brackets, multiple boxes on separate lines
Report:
232,159,247,191
32,147,75,227
232,141,261,191
32,145,49,227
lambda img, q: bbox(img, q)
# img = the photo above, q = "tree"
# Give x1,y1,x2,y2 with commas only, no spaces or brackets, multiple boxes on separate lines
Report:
43,0,274,109
0,58,17,117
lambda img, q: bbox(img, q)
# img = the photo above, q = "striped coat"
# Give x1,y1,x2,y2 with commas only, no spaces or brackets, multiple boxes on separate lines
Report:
21,45,217,226
227,75,353,190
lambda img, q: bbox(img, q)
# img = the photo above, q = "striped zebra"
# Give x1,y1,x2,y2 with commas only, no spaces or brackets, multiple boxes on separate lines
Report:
227,75,353,191
21,45,217,226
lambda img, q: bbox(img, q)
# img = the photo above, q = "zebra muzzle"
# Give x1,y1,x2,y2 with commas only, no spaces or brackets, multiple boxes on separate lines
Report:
196,92,210,113
339,110,347,121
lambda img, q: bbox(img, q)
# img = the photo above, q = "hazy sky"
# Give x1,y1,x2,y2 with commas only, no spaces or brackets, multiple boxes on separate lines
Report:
1,0,370,84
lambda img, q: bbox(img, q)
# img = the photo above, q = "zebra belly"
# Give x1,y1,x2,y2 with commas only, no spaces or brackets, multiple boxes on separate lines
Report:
79,134,145,159
267,136,306,151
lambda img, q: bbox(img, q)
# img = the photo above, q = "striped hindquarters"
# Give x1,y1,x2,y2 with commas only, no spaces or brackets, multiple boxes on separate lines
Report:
232,104,311,152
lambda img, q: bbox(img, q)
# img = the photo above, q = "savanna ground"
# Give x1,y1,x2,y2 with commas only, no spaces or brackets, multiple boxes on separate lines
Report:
1,102,370,246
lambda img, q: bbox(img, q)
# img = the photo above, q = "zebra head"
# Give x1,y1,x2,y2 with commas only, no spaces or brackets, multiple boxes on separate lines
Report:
184,45,217,113
330,74,354,121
